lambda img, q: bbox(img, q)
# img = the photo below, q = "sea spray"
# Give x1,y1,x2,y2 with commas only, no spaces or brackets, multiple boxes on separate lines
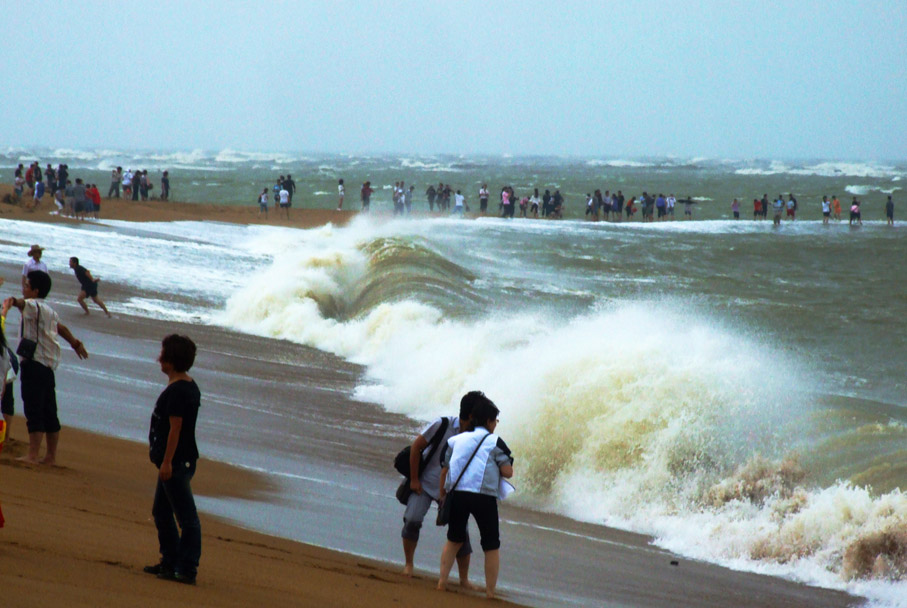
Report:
216,219,907,603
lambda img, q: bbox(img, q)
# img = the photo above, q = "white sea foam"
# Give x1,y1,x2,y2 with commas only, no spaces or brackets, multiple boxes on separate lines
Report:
586,159,652,168
847,184,902,196
399,158,462,172
736,161,906,179
2,214,903,604
208,219,907,604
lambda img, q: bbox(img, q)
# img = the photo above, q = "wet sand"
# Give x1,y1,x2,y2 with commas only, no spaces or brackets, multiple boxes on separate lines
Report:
0,188,860,607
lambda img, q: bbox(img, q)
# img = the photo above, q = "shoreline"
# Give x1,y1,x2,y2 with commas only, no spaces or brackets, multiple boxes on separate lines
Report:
0,428,513,608
0,191,861,607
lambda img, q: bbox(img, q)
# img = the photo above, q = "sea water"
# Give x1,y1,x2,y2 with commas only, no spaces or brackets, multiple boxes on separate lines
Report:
3,147,904,219
1,150,906,606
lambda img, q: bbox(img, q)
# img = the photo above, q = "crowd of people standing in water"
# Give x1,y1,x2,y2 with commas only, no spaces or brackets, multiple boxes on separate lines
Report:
345,179,896,226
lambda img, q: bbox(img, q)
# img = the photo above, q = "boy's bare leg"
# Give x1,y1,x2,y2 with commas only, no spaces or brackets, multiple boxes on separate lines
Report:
456,553,474,589
18,431,44,463
78,292,90,314
402,538,417,577
41,431,59,465
437,541,463,591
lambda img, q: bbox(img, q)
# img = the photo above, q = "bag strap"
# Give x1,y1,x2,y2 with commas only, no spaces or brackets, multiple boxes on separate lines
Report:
20,301,40,342
448,432,492,494
421,416,450,470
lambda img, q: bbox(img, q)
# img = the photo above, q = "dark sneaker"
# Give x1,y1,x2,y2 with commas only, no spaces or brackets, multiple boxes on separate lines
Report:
143,563,174,577
172,572,197,585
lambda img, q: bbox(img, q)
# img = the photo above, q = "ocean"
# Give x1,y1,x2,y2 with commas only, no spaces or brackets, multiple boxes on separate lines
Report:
2,148,906,606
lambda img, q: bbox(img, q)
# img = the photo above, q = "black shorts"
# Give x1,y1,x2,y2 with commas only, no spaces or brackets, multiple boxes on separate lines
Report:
447,491,500,551
657,207,666,217
81,282,98,297
1,381,13,416
20,360,60,434
733,211,739,218
480,198,488,212
823,211,830,217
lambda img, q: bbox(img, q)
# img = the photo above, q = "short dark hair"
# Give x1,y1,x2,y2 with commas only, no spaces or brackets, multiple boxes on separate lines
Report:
70,256,79,264
27,270,52,298
161,334,197,372
459,391,488,420
470,396,500,428
460,391,497,425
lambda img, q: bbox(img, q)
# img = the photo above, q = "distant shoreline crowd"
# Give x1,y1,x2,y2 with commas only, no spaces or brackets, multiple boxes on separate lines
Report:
11,162,170,221
7,161,896,227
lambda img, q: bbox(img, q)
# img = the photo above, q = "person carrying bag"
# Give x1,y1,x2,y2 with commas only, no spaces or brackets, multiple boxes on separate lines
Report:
437,394,514,599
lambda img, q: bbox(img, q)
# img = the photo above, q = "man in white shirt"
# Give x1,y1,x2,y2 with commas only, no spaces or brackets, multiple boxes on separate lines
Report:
278,187,290,220
453,190,466,217
22,245,48,289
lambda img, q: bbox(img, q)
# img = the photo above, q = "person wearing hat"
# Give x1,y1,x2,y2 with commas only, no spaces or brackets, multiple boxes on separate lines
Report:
22,245,48,289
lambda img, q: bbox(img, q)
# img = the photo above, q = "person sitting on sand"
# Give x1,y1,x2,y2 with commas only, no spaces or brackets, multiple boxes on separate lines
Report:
437,393,513,599
69,257,111,318
400,392,478,584
144,334,202,585
3,270,89,465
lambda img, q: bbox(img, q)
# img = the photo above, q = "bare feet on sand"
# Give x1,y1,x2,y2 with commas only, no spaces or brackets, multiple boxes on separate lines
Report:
402,564,414,578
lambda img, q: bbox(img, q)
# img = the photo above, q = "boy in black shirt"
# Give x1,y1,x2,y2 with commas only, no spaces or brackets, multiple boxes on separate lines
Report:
145,334,202,585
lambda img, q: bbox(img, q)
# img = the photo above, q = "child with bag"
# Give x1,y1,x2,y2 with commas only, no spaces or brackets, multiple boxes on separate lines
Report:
3,270,88,465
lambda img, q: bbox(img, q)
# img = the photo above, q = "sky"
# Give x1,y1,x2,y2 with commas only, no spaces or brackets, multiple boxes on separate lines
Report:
2,0,905,159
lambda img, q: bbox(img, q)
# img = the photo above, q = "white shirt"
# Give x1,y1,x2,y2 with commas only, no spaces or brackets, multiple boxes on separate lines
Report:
338,184,344,196
442,427,512,496
454,194,465,207
279,189,290,204
23,258,47,278
417,416,461,500
18,299,62,370
479,188,489,199
667,196,676,208
821,200,831,213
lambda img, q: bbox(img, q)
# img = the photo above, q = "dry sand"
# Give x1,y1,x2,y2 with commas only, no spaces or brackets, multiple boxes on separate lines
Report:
0,430,510,608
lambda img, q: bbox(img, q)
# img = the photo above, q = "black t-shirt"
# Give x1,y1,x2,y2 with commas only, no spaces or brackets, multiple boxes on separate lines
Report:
73,265,92,290
149,379,201,467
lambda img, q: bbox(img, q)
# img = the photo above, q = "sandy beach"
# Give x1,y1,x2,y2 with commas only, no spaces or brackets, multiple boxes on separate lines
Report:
0,184,861,607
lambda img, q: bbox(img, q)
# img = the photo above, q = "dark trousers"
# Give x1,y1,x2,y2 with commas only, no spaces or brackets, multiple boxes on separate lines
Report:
108,181,120,198
20,360,60,434
152,460,201,577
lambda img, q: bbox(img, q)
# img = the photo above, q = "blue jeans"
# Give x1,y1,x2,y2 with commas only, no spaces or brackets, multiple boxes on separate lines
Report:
152,460,201,577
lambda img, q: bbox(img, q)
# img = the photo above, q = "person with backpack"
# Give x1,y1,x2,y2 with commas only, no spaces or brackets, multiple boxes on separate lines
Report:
399,392,479,584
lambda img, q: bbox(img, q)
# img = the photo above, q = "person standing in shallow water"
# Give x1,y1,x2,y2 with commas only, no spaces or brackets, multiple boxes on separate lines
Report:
144,334,202,585
400,392,478,584
437,394,514,599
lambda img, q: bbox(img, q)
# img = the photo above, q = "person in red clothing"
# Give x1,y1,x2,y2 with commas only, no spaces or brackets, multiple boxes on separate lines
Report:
87,184,102,219
360,181,374,212
753,198,762,220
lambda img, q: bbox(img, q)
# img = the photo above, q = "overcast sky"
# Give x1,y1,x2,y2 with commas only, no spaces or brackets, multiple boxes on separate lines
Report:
3,1,905,159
